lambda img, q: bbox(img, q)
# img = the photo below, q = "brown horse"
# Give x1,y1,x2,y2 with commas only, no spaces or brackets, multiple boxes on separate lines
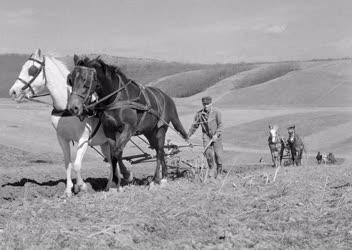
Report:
67,56,189,190
287,125,304,166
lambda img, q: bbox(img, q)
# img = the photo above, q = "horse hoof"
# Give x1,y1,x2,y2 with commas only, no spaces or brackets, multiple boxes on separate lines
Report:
117,186,123,192
61,190,72,198
80,183,88,192
127,172,134,183
149,181,156,190
160,179,167,186
73,184,80,194
73,183,88,194
104,185,111,192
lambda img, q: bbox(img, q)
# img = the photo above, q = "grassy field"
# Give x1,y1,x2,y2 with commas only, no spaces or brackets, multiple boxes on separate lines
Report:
1,55,352,249
1,157,352,249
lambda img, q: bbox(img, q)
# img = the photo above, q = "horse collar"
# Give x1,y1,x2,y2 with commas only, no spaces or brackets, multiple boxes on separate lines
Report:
51,108,74,117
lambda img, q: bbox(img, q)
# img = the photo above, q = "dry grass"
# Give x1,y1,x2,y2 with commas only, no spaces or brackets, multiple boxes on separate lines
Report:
1,162,352,249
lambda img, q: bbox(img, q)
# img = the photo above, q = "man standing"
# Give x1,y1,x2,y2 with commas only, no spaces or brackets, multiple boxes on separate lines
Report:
188,96,223,178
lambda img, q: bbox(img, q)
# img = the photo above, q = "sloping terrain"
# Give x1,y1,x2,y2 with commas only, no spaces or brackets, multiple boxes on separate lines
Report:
179,62,299,106
214,60,352,108
149,64,254,97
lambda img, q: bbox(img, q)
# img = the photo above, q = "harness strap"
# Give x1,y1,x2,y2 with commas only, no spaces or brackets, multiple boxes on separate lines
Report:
88,119,102,141
51,109,74,117
136,87,152,131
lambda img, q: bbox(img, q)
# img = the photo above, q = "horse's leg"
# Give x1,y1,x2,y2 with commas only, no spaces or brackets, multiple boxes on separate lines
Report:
144,133,161,184
294,149,299,166
72,138,89,194
298,148,303,166
279,147,284,166
290,147,296,166
111,153,123,192
56,134,73,197
155,126,168,184
100,142,113,190
270,150,276,168
112,126,134,191
117,152,133,184
104,139,116,191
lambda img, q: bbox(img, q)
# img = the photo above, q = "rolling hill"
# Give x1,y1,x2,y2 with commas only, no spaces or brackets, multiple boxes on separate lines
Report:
149,64,254,97
213,60,352,108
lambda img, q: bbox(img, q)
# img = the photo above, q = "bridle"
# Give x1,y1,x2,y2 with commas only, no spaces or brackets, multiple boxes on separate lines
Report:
70,66,97,108
17,56,47,97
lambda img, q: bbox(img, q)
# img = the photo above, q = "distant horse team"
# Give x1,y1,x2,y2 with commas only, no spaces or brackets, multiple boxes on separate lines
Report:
268,124,305,168
9,49,318,197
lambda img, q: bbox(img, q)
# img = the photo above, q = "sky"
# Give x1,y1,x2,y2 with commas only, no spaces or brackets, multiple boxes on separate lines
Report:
1,0,352,63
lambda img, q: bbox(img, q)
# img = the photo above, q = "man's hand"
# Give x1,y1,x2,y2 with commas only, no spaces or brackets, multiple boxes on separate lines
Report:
212,133,219,141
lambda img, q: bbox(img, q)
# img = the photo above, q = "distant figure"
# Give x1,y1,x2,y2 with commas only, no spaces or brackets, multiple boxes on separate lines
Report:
316,152,336,164
188,96,223,178
316,152,325,164
287,125,304,166
268,125,285,168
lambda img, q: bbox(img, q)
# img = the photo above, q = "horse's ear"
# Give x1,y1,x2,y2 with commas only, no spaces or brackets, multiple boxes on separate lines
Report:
73,54,80,65
33,48,43,60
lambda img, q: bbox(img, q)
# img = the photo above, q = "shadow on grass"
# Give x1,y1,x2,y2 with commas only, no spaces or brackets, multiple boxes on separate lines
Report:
1,169,190,192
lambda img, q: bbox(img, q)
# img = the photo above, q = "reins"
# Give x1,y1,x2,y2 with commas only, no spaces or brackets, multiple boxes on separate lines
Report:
85,80,134,110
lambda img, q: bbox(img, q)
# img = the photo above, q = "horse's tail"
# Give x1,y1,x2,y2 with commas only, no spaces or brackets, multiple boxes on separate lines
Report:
170,111,188,140
156,88,188,140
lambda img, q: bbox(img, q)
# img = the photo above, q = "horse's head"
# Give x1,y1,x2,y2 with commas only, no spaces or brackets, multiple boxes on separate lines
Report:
268,124,279,143
287,125,295,142
68,55,128,117
67,55,100,117
9,49,47,102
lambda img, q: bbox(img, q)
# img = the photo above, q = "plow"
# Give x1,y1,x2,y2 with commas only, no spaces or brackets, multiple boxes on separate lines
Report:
90,134,216,183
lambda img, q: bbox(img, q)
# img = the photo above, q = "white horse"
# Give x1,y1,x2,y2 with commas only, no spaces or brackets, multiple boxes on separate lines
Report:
9,49,132,197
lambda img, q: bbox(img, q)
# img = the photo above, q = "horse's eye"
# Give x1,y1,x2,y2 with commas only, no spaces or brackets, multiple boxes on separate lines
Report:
28,65,39,77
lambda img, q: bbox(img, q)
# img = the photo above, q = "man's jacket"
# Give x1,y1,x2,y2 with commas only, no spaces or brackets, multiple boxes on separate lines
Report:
188,107,223,138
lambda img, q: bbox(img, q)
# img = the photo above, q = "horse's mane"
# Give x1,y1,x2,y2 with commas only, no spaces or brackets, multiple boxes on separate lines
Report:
48,56,70,76
77,56,130,83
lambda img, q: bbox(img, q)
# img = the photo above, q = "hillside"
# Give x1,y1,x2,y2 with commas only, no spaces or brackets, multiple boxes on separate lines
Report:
0,54,29,98
148,64,254,97
179,62,299,106
214,60,352,108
